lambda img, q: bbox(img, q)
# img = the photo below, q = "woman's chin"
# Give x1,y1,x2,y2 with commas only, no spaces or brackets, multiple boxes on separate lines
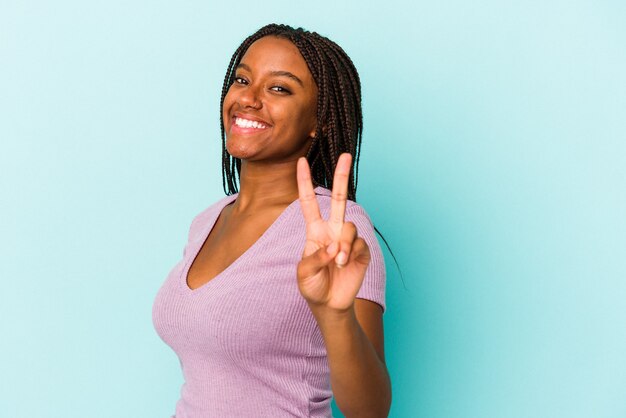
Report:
226,143,257,161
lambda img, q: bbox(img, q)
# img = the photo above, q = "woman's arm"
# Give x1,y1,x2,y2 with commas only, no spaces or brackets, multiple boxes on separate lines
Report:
295,154,391,417
310,299,391,417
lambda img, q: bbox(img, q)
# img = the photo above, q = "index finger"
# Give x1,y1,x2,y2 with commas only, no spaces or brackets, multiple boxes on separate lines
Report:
329,153,352,232
297,157,322,225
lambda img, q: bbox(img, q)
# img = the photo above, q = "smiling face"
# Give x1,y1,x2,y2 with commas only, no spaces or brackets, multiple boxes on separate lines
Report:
222,36,318,163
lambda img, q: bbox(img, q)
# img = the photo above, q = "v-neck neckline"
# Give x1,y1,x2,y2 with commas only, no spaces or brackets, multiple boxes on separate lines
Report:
180,189,319,294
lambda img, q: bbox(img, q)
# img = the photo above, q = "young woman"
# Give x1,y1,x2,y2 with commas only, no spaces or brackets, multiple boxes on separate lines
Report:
153,24,391,418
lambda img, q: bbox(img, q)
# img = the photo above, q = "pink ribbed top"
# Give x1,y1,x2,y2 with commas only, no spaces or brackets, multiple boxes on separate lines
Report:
152,187,386,418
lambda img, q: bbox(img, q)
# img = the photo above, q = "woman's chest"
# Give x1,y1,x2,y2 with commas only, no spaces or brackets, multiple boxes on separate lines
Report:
186,207,286,290
152,227,315,360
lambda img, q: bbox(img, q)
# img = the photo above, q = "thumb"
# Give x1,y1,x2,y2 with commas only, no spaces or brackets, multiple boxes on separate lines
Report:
297,243,338,279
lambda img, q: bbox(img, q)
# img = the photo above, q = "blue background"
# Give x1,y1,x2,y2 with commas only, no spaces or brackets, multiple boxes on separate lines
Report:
1,1,625,417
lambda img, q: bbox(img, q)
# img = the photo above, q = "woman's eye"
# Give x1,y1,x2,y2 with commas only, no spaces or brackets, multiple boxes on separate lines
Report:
270,86,291,94
234,76,248,85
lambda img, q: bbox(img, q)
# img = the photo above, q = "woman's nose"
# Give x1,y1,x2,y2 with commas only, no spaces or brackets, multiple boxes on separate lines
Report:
238,85,262,109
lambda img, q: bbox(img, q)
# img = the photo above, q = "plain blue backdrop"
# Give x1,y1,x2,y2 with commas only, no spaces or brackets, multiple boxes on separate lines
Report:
1,1,625,417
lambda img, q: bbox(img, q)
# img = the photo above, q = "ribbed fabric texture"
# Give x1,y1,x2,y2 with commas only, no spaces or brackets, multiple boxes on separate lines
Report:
152,187,386,418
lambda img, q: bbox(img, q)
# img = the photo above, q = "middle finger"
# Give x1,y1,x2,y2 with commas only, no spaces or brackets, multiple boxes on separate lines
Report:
329,153,352,235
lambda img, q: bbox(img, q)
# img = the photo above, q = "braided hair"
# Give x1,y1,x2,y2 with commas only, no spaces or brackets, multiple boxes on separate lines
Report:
220,23,363,202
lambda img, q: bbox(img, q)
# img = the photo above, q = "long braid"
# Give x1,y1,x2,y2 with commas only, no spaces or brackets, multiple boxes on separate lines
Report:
219,24,363,201
318,34,363,192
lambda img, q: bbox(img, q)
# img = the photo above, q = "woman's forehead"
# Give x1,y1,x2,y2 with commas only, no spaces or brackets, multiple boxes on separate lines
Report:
239,37,312,80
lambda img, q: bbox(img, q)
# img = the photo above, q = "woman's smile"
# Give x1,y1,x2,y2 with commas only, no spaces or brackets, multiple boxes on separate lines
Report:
229,113,272,135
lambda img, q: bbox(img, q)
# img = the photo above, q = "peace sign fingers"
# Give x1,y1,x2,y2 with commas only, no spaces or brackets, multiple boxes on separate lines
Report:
329,153,352,235
295,153,370,310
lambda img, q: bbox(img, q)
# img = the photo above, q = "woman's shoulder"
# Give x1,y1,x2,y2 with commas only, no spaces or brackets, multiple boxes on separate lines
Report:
188,193,238,229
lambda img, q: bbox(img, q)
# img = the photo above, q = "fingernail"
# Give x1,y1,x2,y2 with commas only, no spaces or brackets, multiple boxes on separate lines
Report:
326,242,338,255
336,251,347,266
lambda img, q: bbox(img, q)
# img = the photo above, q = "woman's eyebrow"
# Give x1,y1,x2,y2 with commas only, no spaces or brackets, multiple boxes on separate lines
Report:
236,63,304,87
269,70,304,86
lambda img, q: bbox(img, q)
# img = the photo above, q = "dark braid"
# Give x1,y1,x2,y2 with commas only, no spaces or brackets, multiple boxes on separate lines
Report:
219,23,363,201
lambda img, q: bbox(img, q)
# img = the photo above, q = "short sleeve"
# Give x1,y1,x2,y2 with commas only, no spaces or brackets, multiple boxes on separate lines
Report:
344,203,387,312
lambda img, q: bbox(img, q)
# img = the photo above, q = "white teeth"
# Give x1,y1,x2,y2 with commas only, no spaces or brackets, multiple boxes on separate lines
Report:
235,117,267,129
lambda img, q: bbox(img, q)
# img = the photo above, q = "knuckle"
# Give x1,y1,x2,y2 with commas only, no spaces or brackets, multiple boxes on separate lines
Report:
331,191,347,201
299,192,316,202
343,222,357,232
342,222,357,238
330,214,344,224
354,237,369,251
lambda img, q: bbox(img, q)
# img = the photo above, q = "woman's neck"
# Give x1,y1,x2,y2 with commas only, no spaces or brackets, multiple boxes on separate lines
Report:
232,159,301,212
